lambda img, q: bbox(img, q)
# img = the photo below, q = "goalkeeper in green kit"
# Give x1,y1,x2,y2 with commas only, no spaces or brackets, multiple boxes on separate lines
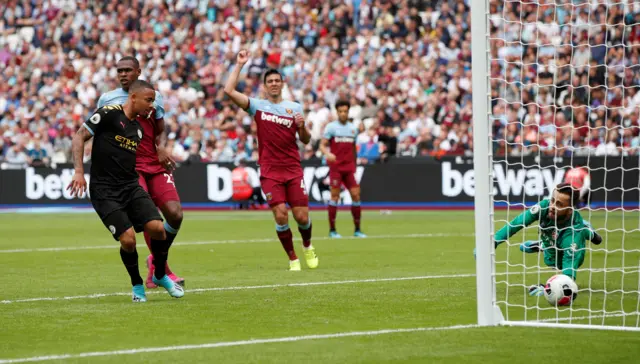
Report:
489,183,603,296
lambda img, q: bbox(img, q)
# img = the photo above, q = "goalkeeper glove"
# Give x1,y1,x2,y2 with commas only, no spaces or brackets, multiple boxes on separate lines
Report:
528,284,545,297
584,220,602,245
519,241,541,253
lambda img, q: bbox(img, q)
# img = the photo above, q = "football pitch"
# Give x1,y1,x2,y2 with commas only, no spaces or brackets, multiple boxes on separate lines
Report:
1,210,639,363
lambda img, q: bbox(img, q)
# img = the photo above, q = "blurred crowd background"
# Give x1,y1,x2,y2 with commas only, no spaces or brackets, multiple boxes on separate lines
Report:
1,0,639,169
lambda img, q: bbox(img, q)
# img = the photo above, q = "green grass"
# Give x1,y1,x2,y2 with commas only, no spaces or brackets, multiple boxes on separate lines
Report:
0,210,639,363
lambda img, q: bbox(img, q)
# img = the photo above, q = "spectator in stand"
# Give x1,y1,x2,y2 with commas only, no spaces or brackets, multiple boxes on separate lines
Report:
357,127,381,165
4,141,28,169
1,0,639,169
27,137,49,167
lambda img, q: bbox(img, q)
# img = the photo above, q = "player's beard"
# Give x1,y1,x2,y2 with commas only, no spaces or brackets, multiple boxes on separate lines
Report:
548,210,569,224
269,86,281,97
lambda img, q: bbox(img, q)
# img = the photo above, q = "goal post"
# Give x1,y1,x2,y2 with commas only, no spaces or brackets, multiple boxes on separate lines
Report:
471,0,502,327
471,0,640,331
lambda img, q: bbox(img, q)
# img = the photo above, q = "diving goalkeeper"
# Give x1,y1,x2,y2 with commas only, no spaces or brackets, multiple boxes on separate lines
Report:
493,183,602,296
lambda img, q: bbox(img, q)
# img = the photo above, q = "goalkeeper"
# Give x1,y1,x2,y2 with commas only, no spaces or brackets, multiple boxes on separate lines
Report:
493,183,602,296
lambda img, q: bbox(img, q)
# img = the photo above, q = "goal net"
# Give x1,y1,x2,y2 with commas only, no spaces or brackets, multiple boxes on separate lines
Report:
471,0,640,330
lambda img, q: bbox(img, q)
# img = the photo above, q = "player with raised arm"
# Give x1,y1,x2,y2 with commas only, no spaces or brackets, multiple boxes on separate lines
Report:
224,50,318,271
67,80,184,302
490,183,602,296
319,100,366,238
97,56,184,288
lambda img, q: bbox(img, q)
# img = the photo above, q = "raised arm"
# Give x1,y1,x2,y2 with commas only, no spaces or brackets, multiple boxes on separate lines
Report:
224,50,250,111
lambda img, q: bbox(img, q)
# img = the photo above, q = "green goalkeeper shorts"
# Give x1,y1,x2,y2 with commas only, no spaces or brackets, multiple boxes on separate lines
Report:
543,232,586,280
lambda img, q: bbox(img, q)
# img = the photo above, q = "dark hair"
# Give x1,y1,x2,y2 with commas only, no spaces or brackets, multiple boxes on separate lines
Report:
263,68,282,84
117,56,140,69
335,99,350,109
555,182,580,207
129,80,154,93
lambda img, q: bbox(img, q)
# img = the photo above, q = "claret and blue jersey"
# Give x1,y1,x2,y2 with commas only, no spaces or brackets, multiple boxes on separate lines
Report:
246,97,304,170
323,120,358,172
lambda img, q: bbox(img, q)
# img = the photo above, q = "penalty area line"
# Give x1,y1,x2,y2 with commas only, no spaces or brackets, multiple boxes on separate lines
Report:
1,273,480,304
0,324,479,363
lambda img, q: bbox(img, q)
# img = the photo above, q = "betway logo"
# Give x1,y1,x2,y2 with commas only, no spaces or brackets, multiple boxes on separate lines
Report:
334,137,354,143
26,168,91,200
260,112,293,128
441,162,565,197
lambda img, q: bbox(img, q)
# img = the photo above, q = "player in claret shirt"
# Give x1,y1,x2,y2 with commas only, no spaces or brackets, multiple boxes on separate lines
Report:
319,100,366,238
224,50,318,272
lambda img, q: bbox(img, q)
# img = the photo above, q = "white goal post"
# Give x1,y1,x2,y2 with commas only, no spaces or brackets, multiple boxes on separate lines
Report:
471,0,502,327
471,0,640,331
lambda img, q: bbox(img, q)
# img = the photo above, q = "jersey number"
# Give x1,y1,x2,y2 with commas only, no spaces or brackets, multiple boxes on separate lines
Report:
300,179,307,195
164,173,175,186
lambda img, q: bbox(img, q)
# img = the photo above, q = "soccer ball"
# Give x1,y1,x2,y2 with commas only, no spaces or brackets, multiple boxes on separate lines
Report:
543,274,578,306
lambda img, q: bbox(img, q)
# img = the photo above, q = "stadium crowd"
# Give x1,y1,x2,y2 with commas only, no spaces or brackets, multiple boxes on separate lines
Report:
1,0,639,170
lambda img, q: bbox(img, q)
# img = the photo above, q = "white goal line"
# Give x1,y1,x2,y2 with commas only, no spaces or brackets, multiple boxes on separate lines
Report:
0,233,472,254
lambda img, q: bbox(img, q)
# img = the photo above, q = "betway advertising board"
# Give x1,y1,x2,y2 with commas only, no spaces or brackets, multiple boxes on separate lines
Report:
0,157,636,208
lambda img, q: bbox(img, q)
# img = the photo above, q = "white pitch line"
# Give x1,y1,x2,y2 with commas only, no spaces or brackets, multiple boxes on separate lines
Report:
542,312,636,323
0,233,472,254
0,324,478,364
3,268,634,305
0,273,478,304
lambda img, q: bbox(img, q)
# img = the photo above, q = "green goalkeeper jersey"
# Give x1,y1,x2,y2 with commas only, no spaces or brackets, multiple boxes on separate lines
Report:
494,199,594,249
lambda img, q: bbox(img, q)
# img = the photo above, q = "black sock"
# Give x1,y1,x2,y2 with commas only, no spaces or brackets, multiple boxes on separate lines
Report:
120,248,143,286
165,231,177,248
151,238,170,279
162,221,179,259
